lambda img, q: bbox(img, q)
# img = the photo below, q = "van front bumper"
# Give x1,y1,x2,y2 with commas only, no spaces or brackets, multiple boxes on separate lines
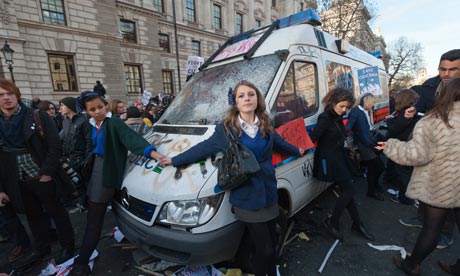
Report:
113,203,245,265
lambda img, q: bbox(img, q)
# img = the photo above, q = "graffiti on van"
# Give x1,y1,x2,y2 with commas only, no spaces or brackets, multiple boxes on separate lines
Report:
297,46,319,58
302,159,314,178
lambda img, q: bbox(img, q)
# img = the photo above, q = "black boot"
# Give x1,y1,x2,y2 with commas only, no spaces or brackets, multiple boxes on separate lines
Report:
352,223,375,241
69,263,91,276
394,256,420,275
324,218,343,241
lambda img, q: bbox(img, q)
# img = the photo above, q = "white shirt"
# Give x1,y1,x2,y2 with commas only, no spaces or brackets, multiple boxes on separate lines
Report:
238,115,260,138
89,112,112,128
357,105,372,131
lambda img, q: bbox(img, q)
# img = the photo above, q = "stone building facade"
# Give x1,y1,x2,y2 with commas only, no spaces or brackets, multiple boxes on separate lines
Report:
0,0,314,102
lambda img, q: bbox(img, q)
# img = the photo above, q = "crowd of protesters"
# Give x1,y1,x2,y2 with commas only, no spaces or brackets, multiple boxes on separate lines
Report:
0,80,173,275
1,50,460,276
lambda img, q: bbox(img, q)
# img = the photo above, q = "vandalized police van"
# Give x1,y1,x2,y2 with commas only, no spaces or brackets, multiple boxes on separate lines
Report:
113,9,389,265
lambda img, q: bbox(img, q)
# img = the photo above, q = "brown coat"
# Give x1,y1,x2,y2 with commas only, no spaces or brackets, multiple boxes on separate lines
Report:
384,102,460,208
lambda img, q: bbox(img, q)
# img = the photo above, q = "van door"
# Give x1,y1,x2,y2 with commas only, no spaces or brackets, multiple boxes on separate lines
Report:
269,51,329,215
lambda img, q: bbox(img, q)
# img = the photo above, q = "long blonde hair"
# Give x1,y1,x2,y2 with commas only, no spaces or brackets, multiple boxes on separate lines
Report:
223,80,273,137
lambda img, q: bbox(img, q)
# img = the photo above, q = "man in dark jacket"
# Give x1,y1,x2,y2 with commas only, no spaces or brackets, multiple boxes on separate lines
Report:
93,80,106,98
59,97,92,211
412,49,460,114
401,49,460,249
0,79,75,263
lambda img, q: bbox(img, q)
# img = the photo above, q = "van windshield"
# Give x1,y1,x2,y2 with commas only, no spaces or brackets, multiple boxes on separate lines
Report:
160,54,282,125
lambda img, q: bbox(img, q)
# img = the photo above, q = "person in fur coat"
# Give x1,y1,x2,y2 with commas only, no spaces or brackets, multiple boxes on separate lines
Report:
377,77,460,275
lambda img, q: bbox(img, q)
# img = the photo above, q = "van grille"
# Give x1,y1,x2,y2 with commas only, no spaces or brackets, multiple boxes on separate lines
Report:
114,192,156,222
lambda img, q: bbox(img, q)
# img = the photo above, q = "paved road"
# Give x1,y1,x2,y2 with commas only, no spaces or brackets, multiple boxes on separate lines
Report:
1,175,459,275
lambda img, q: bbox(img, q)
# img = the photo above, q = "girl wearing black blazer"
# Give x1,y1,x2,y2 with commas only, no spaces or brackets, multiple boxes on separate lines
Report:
309,87,374,242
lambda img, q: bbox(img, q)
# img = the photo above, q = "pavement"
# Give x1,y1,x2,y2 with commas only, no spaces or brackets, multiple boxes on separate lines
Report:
1,175,459,276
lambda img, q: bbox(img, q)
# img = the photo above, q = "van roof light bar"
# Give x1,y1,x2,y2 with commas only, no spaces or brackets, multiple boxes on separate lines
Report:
369,51,383,59
279,9,322,28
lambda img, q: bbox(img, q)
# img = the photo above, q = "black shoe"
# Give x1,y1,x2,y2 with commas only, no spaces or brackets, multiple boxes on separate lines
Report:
324,218,343,241
393,256,420,275
10,250,45,274
367,192,385,201
69,263,91,276
56,247,75,264
352,223,375,241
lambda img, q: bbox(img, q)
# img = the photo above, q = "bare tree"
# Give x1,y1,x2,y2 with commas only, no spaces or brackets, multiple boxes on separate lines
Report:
387,37,423,88
316,0,378,50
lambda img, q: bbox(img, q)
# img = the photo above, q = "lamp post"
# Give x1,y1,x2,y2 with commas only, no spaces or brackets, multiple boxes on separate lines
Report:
1,41,15,83
172,0,182,92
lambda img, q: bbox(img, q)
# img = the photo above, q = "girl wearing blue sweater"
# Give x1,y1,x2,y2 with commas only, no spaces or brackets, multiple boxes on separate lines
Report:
160,80,303,276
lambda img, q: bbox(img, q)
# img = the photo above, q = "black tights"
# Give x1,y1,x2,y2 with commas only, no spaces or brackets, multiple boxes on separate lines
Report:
75,201,108,265
330,180,361,228
366,157,385,194
246,219,277,276
411,204,460,265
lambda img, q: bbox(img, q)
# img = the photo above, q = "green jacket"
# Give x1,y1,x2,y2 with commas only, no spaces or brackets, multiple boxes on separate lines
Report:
102,115,153,189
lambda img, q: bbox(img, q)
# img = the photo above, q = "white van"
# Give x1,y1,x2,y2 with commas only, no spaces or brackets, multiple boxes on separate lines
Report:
113,9,389,265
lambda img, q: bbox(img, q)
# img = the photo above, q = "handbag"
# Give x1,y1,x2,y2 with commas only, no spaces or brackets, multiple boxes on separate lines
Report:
334,121,361,176
217,127,261,191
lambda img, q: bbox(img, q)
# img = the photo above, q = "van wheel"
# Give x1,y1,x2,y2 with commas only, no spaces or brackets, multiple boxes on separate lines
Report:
232,206,288,273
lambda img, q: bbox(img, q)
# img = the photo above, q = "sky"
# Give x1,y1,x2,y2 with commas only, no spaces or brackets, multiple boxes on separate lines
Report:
372,0,460,77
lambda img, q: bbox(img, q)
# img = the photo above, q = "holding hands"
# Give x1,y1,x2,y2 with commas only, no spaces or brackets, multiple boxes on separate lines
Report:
159,156,172,166
374,141,386,151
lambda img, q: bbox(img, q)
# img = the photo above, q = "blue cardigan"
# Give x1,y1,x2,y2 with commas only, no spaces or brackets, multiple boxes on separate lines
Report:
172,123,300,210
346,106,372,147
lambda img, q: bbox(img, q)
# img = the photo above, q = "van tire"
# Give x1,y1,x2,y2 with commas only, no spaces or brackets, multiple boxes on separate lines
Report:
232,206,289,273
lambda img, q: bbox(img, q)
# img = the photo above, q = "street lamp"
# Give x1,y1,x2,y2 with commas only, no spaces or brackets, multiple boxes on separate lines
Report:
1,40,15,83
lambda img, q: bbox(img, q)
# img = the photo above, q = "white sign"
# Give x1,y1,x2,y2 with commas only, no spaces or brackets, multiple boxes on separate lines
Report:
186,56,205,78
141,90,152,106
357,66,383,95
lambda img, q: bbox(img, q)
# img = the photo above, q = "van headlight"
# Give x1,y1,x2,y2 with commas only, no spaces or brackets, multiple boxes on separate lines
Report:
157,194,223,227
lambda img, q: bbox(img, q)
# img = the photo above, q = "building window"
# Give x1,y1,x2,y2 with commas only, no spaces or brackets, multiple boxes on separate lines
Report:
162,70,174,94
272,0,276,7
191,40,201,56
213,4,222,29
255,20,261,28
120,19,137,43
236,13,243,34
159,33,170,53
185,0,196,22
48,54,78,91
124,64,142,94
153,0,164,13
40,0,66,25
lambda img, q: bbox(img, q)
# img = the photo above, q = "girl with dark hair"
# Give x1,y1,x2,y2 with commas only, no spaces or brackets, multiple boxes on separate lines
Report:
386,89,421,205
38,100,63,131
378,77,460,275
309,88,374,242
69,93,164,276
160,80,304,276
346,93,385,201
